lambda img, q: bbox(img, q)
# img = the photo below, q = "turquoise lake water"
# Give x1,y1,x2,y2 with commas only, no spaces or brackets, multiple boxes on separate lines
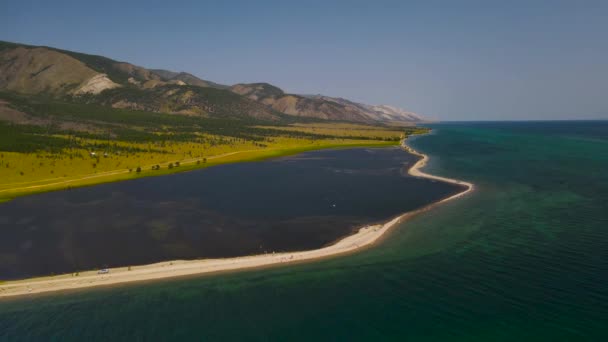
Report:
1,121,607,341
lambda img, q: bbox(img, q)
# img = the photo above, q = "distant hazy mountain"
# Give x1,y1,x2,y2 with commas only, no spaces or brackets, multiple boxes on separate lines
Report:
367,104,423,122
230,83,424,123
308,95,424,123
229,83,375,122
0,40,423,124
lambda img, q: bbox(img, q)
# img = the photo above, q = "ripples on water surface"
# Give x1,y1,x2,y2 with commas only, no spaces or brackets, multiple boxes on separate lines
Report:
1,121,607,341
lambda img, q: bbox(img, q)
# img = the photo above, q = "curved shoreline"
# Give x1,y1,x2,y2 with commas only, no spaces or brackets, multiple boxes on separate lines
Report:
0,139,474,299
401,141,475,202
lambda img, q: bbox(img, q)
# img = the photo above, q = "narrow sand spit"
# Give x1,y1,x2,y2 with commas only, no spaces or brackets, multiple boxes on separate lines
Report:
0,140,473,298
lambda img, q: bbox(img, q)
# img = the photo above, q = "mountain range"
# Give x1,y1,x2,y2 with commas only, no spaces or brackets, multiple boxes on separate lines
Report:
0,40,423,124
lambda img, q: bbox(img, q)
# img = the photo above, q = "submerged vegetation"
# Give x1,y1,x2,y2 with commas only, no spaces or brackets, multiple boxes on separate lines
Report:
0,92,429,201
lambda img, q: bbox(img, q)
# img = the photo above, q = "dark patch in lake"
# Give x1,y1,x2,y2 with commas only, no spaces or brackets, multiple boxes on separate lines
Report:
0,147,464,279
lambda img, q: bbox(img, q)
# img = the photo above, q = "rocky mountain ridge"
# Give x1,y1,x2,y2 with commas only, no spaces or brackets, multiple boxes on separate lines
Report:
0,40,423,124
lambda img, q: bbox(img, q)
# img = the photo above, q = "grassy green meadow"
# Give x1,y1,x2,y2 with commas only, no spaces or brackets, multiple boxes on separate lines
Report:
0,92,425,201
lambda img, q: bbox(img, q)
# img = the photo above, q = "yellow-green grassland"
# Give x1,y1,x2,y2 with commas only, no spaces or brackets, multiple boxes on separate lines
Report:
0,92,428,202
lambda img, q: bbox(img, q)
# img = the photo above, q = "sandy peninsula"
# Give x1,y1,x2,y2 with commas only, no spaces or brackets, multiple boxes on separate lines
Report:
0,139,474,298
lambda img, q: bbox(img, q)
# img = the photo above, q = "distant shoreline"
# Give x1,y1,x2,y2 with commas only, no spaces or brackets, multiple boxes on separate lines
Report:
0,140,398,203
0,137,473,299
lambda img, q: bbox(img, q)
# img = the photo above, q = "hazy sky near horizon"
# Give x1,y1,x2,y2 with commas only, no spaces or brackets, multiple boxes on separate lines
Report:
2,0,607,120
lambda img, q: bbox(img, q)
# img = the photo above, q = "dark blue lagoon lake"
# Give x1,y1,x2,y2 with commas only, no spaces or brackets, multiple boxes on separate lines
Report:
1,121,607,341
0,147,462,279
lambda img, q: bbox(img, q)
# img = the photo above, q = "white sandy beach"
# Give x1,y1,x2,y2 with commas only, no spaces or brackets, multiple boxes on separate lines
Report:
0,140,473,298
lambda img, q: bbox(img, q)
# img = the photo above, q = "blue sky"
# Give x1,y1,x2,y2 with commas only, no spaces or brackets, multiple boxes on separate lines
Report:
2,0,607,120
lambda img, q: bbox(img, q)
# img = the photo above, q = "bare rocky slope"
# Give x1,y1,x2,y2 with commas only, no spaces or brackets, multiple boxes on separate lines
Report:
0,41,281,121
0,46,119,95
308,95,423,123
0,40,423,124
230,83,424,124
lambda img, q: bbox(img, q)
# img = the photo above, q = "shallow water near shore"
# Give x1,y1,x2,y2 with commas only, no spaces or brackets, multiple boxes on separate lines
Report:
1,121,608,341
